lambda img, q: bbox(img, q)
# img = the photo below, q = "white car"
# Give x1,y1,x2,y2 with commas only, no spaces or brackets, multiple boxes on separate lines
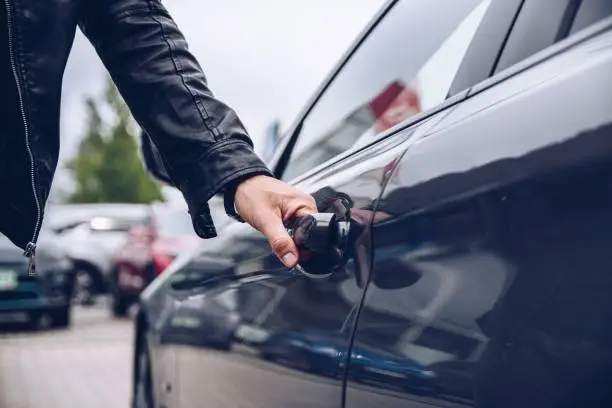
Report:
46,203,149,305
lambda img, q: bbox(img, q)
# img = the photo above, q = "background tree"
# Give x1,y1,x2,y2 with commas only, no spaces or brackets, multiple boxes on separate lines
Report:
66,77,164,203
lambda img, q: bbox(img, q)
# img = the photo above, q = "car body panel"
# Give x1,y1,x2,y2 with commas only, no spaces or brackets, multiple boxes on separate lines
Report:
344,19,612,408
58,222,133,275
139,130,412,406
46,203,149,285
134,3,612,408
0,233,73,318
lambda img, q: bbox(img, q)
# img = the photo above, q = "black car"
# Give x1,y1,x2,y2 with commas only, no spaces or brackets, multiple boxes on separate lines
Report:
0,230,75,329
133,1,612,407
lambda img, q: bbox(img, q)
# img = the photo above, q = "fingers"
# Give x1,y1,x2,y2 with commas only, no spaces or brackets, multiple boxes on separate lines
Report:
281,196,317,222
264,197,315,268
257,210,300,268
233,175,317,268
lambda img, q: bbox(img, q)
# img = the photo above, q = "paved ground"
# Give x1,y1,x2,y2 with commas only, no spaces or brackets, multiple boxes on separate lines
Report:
0,299,134,408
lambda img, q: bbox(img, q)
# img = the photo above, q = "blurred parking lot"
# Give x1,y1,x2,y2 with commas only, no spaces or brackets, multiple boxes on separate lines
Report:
0,298,133,408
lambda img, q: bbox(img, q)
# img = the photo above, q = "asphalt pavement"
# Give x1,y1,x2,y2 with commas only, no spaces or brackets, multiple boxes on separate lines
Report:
0,299,134,408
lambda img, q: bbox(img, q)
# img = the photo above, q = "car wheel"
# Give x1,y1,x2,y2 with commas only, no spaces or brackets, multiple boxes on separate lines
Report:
51,306,71,329
133,341,155,408
72,268,96,306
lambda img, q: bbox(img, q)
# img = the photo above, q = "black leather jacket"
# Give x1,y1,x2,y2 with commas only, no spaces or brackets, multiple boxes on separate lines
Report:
0,0,273,260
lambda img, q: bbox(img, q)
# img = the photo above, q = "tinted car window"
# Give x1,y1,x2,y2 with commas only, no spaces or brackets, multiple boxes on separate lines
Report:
494,0,578,73
281,0,492,181
494,0,612,74
569,0,612,35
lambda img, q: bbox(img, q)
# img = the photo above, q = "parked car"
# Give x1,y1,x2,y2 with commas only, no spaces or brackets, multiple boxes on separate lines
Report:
46,203,149,305
132,1,612,408
0,229,74,329
109,202,225,317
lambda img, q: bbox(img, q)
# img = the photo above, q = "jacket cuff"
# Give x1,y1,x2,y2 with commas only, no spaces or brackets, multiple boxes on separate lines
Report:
180,139,273,231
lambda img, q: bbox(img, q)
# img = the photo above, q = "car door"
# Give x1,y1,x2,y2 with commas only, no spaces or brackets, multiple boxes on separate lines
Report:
345,3,612,408
162,1,517,407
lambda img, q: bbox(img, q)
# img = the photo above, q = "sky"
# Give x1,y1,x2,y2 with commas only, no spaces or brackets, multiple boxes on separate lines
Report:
56,0,384,196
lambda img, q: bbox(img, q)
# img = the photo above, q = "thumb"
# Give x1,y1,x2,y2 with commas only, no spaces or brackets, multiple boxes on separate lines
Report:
258,211,299,268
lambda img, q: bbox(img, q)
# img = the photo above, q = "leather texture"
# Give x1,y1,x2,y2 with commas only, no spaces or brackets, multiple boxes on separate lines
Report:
0,0,273,249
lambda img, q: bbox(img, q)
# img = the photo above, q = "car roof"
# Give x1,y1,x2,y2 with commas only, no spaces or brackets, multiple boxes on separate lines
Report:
46,203,150,227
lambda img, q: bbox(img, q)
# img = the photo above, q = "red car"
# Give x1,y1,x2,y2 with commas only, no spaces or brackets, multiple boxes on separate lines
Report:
109,204,200,317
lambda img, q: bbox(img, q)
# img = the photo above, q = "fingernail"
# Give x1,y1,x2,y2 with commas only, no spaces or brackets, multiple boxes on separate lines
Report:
282,253,297,267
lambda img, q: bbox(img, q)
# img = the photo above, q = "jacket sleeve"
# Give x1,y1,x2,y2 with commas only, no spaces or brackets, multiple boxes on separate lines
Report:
77,0,273,226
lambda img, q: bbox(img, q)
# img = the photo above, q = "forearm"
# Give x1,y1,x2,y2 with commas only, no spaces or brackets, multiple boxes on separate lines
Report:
78,0,272,213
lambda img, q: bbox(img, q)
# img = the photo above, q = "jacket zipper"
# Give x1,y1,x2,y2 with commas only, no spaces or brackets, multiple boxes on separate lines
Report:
4,0,42,275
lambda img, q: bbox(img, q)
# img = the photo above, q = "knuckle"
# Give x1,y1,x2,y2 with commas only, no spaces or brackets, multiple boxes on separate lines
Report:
270,237,292,253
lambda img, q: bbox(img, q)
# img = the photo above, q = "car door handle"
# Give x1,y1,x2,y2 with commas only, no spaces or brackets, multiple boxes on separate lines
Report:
285,197,360,278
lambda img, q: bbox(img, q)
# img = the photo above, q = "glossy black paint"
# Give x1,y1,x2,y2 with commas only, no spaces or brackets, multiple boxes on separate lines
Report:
136,139,407,407
344,19,612,408
134,4,612,408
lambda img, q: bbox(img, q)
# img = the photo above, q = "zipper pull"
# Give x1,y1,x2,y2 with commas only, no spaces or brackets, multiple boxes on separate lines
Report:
24,242,37,276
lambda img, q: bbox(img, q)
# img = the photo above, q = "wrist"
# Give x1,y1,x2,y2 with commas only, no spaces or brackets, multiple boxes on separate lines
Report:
223,172,270,222
224,179,245,223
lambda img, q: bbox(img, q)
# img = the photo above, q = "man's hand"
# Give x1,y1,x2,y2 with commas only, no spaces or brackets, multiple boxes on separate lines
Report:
234,175,317,268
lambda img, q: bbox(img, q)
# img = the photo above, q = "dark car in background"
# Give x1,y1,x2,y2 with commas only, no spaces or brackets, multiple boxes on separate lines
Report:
132,1,612,408
0,231,74,329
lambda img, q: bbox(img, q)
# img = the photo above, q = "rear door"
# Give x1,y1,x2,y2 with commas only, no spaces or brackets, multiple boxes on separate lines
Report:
345,4,612,408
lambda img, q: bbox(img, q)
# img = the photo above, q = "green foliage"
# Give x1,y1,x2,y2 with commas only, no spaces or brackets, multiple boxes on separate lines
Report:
67,77,164,204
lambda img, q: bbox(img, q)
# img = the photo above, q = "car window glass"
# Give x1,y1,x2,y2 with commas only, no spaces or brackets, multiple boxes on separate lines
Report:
494,0,575,74
494,0,612,74
569,0,612,35
281,0,492,181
